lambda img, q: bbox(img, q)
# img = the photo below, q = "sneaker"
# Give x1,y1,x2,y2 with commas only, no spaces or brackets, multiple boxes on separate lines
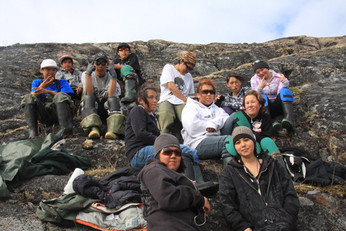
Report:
272,121,281,133
281,119,293,131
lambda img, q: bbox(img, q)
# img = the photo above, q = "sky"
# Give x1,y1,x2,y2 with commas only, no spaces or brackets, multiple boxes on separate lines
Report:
0,0,345,46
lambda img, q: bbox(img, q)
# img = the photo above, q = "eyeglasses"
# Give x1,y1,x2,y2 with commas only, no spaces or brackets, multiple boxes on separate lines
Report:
95,61,107,66
118,48,129,52
183,60,194,71
201,89,215,95
161,148,182,157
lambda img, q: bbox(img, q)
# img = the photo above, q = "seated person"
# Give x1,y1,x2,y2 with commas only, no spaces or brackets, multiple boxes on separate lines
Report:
55,54,83,99
138,133,211,230
113,43,145,104
215,73,250,114
21,59,73,139
125,83,217,195
219,126,300,231
80,52,124,140
223,90,280,165
181,79,233,160
157,51,196,134
251,60,294,131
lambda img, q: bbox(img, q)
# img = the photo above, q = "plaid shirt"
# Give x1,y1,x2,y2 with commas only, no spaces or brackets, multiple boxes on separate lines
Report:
220,86,251,111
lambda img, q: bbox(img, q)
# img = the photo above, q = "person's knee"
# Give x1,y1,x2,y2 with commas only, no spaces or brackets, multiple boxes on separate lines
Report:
53,92,71,104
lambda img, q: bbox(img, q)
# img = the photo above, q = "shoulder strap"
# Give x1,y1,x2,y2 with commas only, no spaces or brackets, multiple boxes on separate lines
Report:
56,79,61,92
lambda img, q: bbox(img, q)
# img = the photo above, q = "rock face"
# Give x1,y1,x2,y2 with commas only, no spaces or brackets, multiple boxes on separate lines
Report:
0,36,345,231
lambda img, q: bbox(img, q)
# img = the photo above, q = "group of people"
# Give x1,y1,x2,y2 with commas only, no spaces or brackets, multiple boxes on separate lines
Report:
22,47,300,230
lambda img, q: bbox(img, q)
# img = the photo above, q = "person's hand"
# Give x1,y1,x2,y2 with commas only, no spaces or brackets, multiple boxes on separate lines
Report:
258,78,269,89
76,87,82,94
203,197,211,217
85,64,95,75
108,59,113,65
215,94,222,101
39,76,54,89
206,127,216,133
244,228,252,231
33,87,49,95
277,73,287,82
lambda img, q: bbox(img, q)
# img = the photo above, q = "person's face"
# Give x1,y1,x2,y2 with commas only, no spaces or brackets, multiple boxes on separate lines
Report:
255,68,269,80
159,146,182,171
94,58,107,76
244,95,261,118
139,89,158,113
40,67,57,79
227,77,241,93
197,84,215,106
117,47,130,60
61,59,73,71
179,60,194,75
234,137,255,158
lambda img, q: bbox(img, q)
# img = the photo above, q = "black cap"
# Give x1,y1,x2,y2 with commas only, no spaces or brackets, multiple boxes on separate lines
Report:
154,133,180,158
93,52,108,63
117,43,131,52
253,60,269,73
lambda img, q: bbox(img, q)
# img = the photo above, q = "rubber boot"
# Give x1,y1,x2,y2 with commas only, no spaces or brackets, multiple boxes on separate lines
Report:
222,155,233,168
182,154,218,197
281,101,294,131
272,121,281,134
121,79,136,104
55,102,73,138
105,114,126,139
24,104,38,139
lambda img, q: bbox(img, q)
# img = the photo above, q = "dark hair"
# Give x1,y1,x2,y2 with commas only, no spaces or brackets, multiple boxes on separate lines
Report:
226,73,244,83
243,90,266,114
196,79,216,94
136,80,158,107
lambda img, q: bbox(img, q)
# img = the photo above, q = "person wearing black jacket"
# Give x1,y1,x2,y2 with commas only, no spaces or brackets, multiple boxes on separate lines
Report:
138,133,210,231
219,126,300,231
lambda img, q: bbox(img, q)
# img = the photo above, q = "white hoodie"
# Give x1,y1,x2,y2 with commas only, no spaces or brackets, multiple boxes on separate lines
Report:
181,97,230,149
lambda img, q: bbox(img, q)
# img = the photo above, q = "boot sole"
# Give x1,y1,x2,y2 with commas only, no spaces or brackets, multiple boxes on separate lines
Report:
281,119,293,131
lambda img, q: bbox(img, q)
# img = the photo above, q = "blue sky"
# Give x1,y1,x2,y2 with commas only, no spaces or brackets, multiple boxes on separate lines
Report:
0,0,345,46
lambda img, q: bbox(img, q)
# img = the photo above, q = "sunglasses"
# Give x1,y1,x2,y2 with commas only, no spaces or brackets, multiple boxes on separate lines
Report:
161,148,182,157
183,60,194,71
95,61,107,66
118,48,129,51
201,89,215,95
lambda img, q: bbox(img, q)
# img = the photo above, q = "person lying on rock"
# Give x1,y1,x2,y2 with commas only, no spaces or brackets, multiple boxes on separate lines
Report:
157,51,196,134
80,52,124,140
251,60,295,133
215,73,251,114
181,79,234,160
21,59,74,139
219,126,300,231
138,133,211,231
125,82,218,196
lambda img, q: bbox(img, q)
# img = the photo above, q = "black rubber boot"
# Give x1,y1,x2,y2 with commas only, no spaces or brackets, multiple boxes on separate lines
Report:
56,102,73,138
121,79,136,104
24,104,38,139
281,101,294,131
182,154,219,197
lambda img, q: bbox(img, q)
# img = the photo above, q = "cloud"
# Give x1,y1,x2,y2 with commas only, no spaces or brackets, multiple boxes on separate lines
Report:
0,0,345,46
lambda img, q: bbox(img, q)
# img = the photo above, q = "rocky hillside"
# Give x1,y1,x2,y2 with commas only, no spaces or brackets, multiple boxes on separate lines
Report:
0,36,345,230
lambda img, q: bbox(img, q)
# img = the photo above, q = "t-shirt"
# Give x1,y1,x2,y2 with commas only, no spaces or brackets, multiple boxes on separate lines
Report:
31,79,73,100
81,71,121,101
158,64,194,105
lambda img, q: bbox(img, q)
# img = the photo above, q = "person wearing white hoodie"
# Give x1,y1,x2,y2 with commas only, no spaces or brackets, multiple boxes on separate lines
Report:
181,79,233,160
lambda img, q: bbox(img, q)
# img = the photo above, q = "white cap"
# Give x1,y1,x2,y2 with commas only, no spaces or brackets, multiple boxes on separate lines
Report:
40,59,58,69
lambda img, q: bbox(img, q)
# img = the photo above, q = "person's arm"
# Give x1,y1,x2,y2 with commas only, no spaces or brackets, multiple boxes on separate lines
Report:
108,79,117,98
167,82,187,102
219,167,253,231
141,167,205,211
182,100,208,136
129,107,158,145
84,64,95,95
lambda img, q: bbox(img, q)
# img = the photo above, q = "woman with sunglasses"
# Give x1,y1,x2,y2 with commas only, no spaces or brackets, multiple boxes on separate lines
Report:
219,126,299,231
138,133,211,231
181,79,233,160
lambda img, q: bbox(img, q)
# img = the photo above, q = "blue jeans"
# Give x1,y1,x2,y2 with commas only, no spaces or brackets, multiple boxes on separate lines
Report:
130,144,199,169
196,135,230,160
